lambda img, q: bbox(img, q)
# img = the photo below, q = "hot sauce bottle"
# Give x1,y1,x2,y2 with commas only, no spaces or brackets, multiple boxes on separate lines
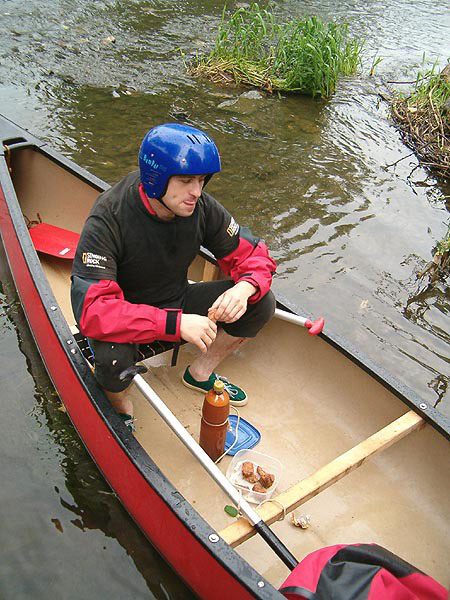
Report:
199,380,230,461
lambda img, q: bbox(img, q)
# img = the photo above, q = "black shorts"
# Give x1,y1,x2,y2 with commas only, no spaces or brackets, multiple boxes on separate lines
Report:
90,281,275,392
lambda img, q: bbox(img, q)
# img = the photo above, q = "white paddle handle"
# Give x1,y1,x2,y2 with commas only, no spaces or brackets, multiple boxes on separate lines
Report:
274,308,324,335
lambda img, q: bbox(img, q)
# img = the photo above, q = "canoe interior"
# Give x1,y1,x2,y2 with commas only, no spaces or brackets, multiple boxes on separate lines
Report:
9,146,450,589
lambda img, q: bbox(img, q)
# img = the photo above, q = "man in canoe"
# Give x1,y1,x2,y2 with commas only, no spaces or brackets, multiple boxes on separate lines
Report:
71,123,276,430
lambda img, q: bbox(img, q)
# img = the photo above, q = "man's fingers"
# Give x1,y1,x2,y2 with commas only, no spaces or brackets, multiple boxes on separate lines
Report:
209,290,248,323
197,339,208,353
197,329,214,352
211,293,233,318
219,301,246,323
180,313,218,351
213,305,226,320
228,303,243,318
200,321,217,348
215,298,234,321
209,293,224,312
227,306,245,323
205,327,216,342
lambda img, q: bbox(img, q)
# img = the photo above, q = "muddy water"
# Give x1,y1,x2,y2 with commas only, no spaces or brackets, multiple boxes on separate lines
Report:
1,0,449,597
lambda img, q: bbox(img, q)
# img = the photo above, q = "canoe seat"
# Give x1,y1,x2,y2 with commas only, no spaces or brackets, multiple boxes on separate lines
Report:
73,331,182,366
29,223,80,259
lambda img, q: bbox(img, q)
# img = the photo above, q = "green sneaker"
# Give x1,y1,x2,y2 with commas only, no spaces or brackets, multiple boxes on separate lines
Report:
182,366,248,407
118,413,136,432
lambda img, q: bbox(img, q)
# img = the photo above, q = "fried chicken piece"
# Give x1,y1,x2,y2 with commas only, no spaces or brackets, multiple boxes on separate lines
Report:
259,473,275,488
253,483,266,494
256,466,275,488
242,461,254,478
242,461,258,483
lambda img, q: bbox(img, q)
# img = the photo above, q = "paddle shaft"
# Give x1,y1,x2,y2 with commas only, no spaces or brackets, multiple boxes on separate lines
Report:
274,308,308,327
132,373,298,571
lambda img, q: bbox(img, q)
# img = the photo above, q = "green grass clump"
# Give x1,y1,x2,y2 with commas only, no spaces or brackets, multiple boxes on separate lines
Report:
400,63,450,117
189,3,363,97
391,61,450,180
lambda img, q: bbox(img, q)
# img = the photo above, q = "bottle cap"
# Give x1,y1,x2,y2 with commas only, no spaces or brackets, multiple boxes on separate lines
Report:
213,380,225,393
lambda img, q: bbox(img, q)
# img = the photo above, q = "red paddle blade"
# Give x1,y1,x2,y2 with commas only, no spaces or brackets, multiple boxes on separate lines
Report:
29,223,80,259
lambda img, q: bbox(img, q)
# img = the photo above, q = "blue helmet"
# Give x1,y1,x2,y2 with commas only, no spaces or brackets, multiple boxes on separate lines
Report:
139,123,221,199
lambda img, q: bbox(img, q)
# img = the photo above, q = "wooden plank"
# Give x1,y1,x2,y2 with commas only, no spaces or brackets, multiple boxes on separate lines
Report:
219,410,425,547
202,260,220,282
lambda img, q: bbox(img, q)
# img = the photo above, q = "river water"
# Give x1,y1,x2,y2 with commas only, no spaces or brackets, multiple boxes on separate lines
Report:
1,0,449,597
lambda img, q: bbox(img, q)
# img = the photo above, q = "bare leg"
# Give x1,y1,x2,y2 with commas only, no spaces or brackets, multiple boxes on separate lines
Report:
104,386,134,416
188,328,247,381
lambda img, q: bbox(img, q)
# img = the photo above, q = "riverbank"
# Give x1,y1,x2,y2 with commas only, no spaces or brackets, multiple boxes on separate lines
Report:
391,63,450,181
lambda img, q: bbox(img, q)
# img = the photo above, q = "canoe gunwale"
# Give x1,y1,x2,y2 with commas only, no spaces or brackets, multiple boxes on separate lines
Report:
0,116,284,599
273,290,450,441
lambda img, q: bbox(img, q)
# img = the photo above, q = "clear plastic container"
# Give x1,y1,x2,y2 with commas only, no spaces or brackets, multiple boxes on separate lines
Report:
226,449,282,504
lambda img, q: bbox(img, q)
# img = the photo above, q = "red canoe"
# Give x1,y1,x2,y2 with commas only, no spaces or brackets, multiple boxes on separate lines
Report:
1,113,449,598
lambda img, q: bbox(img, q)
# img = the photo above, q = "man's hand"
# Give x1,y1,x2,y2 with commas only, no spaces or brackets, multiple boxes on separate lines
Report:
180,314,217,353
208,281,257,324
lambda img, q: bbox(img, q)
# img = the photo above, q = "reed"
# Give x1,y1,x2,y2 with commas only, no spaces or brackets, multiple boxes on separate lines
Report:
189,4,363,97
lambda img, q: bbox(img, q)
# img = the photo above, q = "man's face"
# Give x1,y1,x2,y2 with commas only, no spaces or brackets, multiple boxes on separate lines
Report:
161,175,206,216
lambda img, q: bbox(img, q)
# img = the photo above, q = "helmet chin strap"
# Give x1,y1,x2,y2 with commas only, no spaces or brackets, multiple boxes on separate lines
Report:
155,181,176,215
156,195,175,214
149,173,211,215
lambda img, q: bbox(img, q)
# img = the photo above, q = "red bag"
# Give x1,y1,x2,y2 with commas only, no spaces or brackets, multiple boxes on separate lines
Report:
279,544,448,600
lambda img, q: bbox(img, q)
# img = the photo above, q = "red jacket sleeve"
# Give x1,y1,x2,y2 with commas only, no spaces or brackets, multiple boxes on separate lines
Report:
72,277,182,344
217,235,276,303
201,195,276,302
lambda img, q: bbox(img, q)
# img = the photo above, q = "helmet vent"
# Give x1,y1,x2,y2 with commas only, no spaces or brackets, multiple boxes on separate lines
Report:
187,134,204,144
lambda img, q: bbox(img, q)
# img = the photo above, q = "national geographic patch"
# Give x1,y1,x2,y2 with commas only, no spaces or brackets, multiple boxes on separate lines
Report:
226,217,239,237
82,252,107,269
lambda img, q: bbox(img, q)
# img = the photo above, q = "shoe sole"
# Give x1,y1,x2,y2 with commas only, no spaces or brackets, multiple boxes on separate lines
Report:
181,376,248,407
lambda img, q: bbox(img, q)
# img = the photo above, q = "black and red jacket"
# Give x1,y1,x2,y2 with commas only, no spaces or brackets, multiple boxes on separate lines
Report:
71,171,276,344
279,544,447,600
